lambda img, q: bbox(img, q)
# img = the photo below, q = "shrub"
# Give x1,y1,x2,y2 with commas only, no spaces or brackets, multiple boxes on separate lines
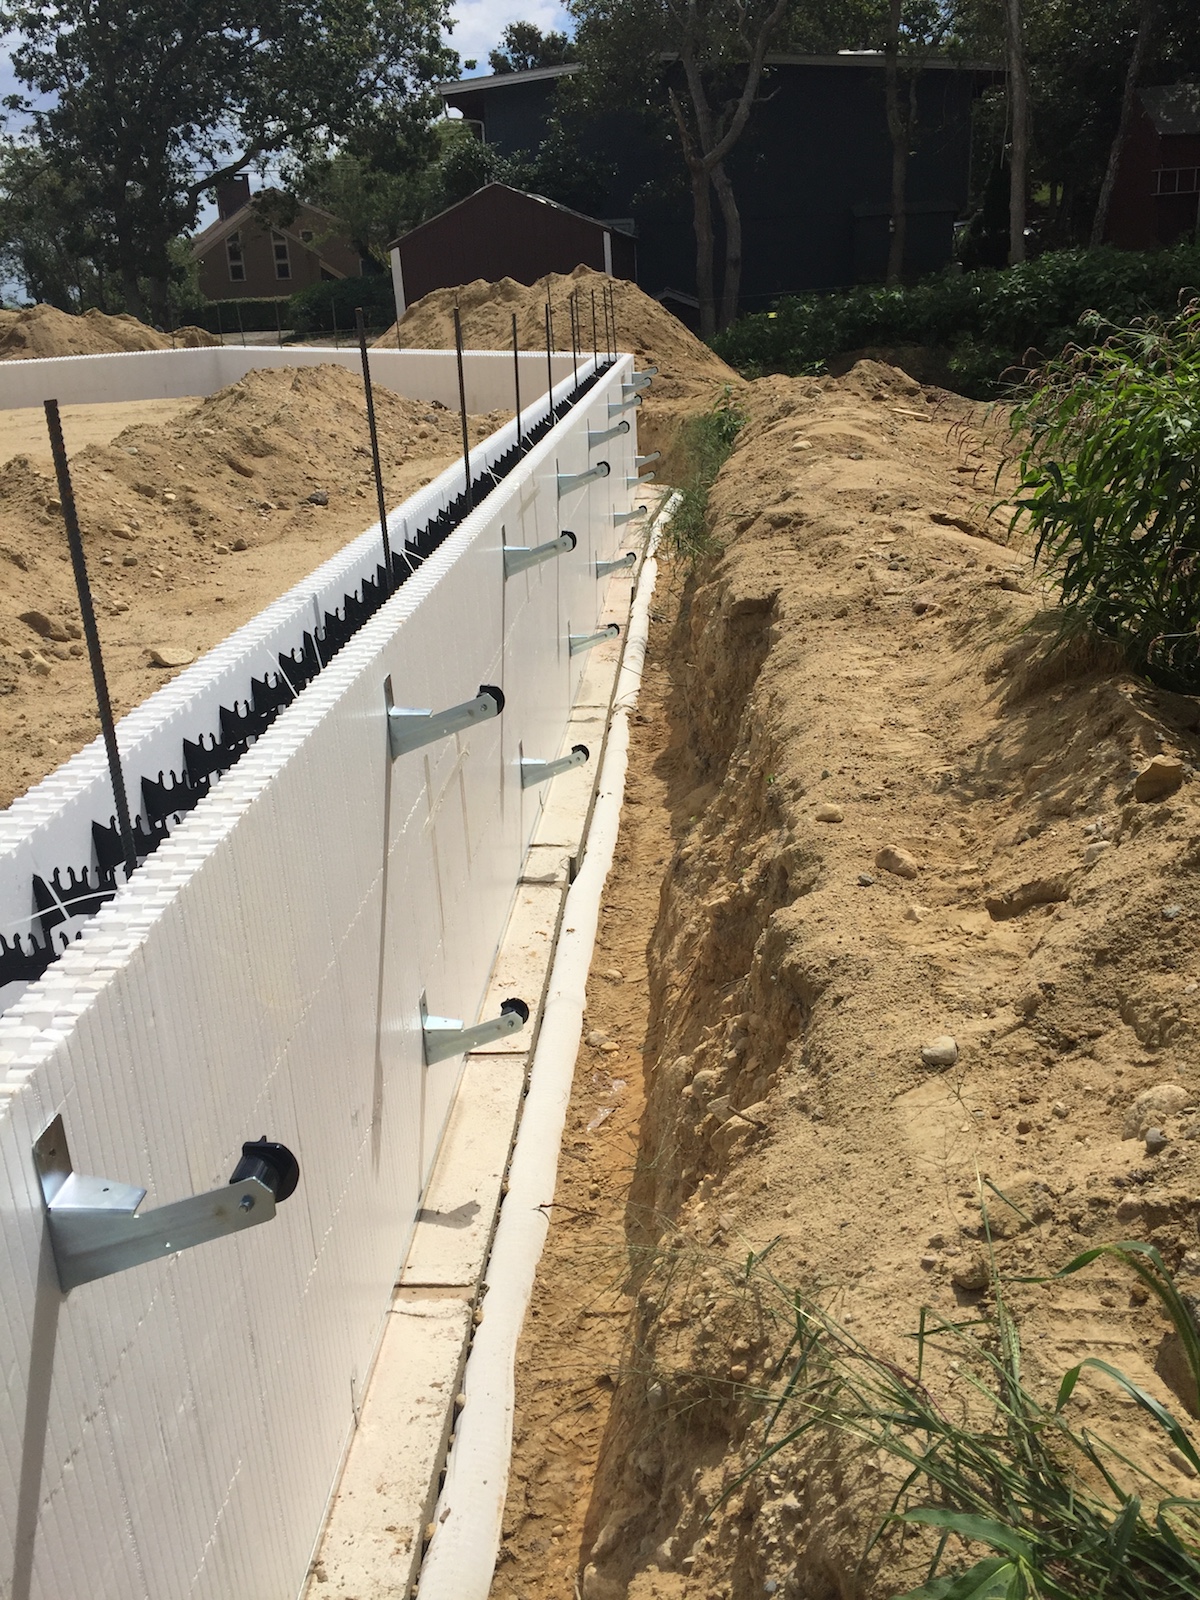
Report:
1005,301,1200,692
287,274,395,336
713,245,1200,398
664,386,746,563
189,297,291,335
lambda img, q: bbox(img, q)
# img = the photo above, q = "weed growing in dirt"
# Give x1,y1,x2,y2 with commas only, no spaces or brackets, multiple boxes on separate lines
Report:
1004,302,1200,692
736,1238,1200,1600
665,387,746,565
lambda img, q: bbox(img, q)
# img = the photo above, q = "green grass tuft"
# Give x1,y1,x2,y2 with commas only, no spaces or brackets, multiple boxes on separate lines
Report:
663,386,746,565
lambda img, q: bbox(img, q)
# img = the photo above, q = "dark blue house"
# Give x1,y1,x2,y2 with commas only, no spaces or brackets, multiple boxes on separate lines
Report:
442,55,992,316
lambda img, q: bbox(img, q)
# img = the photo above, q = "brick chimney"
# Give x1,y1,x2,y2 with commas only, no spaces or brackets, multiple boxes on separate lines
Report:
216,176,251,219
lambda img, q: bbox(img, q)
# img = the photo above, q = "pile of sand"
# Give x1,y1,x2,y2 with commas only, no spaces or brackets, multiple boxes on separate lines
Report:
0,304,219,361
0,363,508,807
377,265,742,477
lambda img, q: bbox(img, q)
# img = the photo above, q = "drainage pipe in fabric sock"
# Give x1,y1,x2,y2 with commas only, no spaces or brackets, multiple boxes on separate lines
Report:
416,491,679,1600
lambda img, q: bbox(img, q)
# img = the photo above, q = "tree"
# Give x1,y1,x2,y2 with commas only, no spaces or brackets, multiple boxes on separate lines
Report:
1003,0,1029,264
1090,0,1160,247
488,21,576,73
0,0,457,322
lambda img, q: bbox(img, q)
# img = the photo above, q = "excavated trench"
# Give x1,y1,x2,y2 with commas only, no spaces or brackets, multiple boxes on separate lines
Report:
498,361,1200,1600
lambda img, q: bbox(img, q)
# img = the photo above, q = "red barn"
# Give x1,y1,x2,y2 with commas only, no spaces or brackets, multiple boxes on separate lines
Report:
1106,84,1200,249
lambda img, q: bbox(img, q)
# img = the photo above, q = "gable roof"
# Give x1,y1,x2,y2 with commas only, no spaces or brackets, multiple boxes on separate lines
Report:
189,198,349,266
387,182,634,251
1141,83,1200,137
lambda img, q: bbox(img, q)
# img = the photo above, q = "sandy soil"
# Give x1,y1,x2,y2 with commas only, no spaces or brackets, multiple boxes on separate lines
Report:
0,364,509,808
0,303,218,359
496,361,1200,1600
1,399,203,471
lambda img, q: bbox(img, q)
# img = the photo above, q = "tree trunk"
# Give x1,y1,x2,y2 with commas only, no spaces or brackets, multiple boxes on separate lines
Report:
690,161,717,339
119,262,148,321
1091,0,1160,248
884,0,908,285
1004,0,1029,265
710,160,743,332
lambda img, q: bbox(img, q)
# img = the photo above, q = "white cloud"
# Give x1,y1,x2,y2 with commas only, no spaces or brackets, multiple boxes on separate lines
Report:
446,0,572,73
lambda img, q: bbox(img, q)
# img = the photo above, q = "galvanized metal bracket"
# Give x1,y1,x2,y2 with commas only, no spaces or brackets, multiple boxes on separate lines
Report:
422,996,531,1064
33,1115,300,1293
596,551,636,578
587,420,630,449
614,506,648,526
627,473,655,488
557,462,610,497
607,396,642,418
504,531,576,579
569,623,620,656
627,369,656,391
387,681,504,760
520,744,590,789
634,452,660,469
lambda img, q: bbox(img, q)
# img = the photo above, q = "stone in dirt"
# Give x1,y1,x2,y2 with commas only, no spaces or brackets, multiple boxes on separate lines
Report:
1134,754,1185,802
146,645,195,668
19,609,69,642
921,1035,958,1068
1145,1127,1170,1155
815,803,843,822
1122,1083,1190,1139
952,1253,990,1291
876,844,919,879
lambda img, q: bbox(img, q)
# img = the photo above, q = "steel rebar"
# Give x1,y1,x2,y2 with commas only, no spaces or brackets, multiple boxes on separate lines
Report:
356,306,395,595
453,306,474,511
512,313,522,448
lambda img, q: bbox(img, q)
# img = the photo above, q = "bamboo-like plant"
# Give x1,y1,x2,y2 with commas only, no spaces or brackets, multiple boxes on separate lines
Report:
1005,302,1200,690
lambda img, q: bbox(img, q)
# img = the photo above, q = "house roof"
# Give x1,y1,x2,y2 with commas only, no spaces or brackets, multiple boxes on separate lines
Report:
189,197,350,270
1141,83,1200,138
387,182,635,252
438,52,997,98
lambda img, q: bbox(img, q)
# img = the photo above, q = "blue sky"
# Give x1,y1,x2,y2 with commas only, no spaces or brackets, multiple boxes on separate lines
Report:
452,0,571,70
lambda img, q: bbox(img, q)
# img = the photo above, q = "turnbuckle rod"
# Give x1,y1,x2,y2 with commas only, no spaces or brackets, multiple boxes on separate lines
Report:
558,462,611,496
614,506,648,525
596,551,636,578
520,744,590,788
588,420,630,448
608,395,642,417
504,531,576,579
569,623,620,656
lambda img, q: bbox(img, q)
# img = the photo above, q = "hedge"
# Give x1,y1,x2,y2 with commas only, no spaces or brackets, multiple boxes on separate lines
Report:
187,298,291,335
287,275,395,336
711,244,1200,397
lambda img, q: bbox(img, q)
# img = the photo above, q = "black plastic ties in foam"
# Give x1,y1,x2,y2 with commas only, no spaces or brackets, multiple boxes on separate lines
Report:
0,929,62,989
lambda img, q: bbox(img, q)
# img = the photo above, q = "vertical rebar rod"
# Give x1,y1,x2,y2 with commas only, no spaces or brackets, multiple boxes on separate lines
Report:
511,312,522,448
606,283,615,360
356,306,395,595
569,293,578,391
591,289,598,365
545,300,554,419
331,301,340,350
236,298,246,348
44,399,138,880
275,298,283,348
215,300,223,343
453,306,473,511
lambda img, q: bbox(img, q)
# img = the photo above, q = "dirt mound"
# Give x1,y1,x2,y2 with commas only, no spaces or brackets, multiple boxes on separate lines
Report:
377,266,743,480
0,363,508,807
499,361,1200,1600
0,303,219,360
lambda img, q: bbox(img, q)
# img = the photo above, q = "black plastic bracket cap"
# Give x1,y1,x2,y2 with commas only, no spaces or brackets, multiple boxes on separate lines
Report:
561,531,578,549
230,1136,300,1203
501,997,531,1024
572,744,590,761
479,684,506,714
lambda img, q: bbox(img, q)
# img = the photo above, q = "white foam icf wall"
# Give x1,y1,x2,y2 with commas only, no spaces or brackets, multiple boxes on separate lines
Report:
0,353,641,1600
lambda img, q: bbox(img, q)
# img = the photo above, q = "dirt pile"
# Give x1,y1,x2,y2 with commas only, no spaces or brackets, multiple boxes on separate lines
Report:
377,266,742,478
0,303,218,360
0,363,508,808
499,361,1200,1599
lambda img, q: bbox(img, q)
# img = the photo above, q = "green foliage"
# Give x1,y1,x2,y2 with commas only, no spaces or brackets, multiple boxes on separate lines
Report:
713,245,1200,397
664,387,746,563
735,1236,1200,1600
188,297,292,335
1005,300,1200,692
287,275,395,336
488,20,575,73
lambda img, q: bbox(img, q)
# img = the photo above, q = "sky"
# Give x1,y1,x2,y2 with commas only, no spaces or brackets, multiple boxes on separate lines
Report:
450,0,571,71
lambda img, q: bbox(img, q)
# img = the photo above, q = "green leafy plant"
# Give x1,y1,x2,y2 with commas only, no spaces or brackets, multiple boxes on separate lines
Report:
664,385,746,564
729,1239,1200,1600
1005,301,1200,691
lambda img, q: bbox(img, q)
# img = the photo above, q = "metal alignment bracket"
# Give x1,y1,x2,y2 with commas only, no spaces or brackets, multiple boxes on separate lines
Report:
627,369,657,391
587,420,630,448
387,681,504,760
33,1115,300,1293
569,623,621,656
557,462,610,496
627,473,655,488
596,551,636,578
634,452,660,469
608,395,642,418
614,506,648,525
504,530,576,579
422,996,531,1064
520,744,590,789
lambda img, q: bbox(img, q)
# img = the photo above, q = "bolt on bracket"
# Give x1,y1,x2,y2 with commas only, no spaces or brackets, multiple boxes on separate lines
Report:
607,396,642,418
422,996,531,1064
614,506,648,525
387,681,504,760
588,420,630,448
569,623,620,656
596,551,636,578
33,1115,300,1293
504,530,576,579
520,744,590,788
634,452,660,469
557,462,610,496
